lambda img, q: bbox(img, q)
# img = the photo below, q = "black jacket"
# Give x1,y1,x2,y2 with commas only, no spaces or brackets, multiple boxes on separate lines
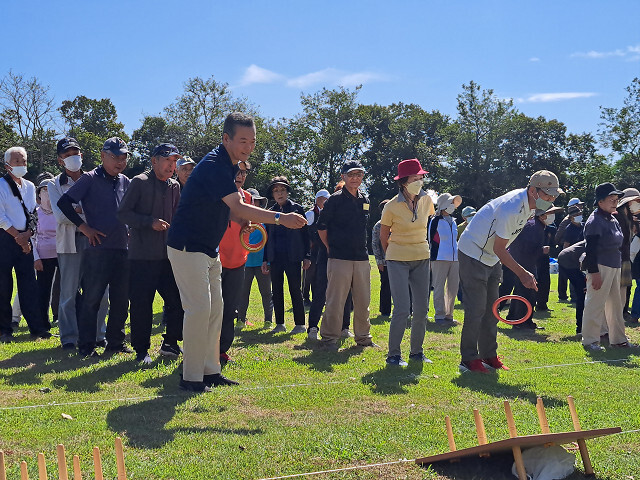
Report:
264,199,310,263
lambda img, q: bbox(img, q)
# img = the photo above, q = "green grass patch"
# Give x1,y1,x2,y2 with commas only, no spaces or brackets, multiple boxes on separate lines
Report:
1,257,639,479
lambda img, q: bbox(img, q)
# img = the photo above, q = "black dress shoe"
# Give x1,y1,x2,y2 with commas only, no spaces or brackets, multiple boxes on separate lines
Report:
31,330,52,339
0,333,13,343
78,349,100,358
203,373,239,387
62,343,76,350
179,379,211,392
105,344,133,354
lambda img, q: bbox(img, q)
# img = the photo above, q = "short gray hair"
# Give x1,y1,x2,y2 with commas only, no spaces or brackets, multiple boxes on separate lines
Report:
4,146,27,164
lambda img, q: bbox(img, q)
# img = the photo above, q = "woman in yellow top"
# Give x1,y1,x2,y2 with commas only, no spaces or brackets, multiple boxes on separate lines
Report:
380,159,435,366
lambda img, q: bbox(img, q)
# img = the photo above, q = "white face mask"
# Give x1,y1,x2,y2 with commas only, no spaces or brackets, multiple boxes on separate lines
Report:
572,215,583,224
444,204,456,214
543,214,556,225
405,180,422,196
629,202,640,214
8,165,28,178
63,154,83,172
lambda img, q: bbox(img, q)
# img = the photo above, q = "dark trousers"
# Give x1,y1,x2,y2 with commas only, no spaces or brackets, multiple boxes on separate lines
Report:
271,260,305,325
535,255,550,308
221,265,245,354
129,259,184,355
498,265,518,308
0,232,45,335
379,266,392,316
36,257,58,330
558,266,569,300
308,250,351,331
508,278,537,326
564,267,586,333
302,260,316,302
78,248,129,353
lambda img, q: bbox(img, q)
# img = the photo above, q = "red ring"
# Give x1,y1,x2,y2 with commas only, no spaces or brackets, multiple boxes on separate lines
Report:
240,223,268,252
492,295,533,325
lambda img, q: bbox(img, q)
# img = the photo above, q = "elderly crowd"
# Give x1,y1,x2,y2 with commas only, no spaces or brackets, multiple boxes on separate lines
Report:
1,112,637,391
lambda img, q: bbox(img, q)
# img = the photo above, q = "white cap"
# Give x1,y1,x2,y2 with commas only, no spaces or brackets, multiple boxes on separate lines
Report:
315,189,330,200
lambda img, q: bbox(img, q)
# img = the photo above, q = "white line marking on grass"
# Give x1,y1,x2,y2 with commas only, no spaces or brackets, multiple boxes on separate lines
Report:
256,459,416,479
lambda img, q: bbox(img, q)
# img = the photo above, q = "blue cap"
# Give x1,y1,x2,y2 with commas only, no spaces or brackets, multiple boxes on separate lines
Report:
56,137,81,155
102,137,129,155
151,143,181,158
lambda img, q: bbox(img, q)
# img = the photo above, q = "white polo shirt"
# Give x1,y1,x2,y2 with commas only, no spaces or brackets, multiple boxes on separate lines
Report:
458,188,533,266
0,176,36,231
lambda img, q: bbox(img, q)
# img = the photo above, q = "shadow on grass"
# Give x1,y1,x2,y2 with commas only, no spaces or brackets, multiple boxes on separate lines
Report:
0,346,85,386
50,355,138,393
361,361,424,395
291,341,363,372
498,327,552,344
421,451,608,480
369,314,391,325
452,373,566,407
234,328,297,348
106,370,264,449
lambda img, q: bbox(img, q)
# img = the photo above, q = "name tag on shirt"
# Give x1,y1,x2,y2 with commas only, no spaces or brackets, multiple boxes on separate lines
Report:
363,203,370,211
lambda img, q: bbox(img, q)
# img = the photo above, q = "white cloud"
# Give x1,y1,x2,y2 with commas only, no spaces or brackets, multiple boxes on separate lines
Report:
238,64,284,86
529,57,540,62
571,44,640,59
519,92,597,103
286,68,339,89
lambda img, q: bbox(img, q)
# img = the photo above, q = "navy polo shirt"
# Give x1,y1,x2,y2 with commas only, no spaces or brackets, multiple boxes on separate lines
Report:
65,166,130,250
167,144,237,258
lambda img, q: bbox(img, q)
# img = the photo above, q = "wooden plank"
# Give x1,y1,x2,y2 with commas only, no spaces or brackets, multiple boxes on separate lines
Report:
415,427,621,465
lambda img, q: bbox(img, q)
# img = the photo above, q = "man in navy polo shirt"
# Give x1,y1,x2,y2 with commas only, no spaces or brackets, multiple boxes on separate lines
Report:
168,112,307,392
58,137,132,358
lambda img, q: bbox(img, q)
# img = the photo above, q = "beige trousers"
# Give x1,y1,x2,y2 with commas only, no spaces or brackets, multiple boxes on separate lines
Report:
431,260,459,320
582,265,628,346
168,247,223,382
320,259,372,344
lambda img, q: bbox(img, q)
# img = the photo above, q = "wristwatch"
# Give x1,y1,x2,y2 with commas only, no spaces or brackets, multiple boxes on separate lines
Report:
274,212,281,225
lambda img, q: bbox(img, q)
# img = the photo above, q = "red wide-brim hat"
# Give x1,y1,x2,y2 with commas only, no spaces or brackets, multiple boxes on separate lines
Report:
394,158,428,180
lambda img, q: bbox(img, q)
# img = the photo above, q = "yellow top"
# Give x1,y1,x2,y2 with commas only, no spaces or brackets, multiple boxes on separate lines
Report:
381,191,435,261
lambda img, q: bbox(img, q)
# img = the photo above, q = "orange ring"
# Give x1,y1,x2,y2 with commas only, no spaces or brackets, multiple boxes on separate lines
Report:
492,295,532,325
240,223,267,252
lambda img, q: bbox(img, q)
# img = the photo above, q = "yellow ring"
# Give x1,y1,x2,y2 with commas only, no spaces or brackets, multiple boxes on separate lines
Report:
240,223,268,252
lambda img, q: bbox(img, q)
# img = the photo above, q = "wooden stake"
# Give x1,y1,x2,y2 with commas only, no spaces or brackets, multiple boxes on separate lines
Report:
536,397,551,434
567,396,594,475
445,416,457,452
20,461,29,480
56,444,69,480
473,409,488,445
92,447,104,480
115,437,127,480
37,453,47,480
0,450,6,480
72,455,81,480
504,401,528,480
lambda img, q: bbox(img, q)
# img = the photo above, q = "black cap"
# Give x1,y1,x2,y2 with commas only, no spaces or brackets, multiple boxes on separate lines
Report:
151,143,181,158
102,137,129,155
56,137,81,155
594,182,624,206
341,160,365,174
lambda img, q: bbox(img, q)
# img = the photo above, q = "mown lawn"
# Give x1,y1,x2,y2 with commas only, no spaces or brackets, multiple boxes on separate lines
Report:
1,257,639,479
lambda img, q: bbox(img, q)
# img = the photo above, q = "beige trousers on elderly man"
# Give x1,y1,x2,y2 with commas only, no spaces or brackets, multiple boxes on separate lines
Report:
168,246,223,382
582,264,628,346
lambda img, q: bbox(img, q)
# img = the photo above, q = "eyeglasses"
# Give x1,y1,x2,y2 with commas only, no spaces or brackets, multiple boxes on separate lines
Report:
346,171,364,179
237,170,248,177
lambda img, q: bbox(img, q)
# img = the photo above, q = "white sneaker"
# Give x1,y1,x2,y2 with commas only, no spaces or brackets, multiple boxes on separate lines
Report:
272,324,286,333
290,325,306,334
308,327,318,340
341,329,354,338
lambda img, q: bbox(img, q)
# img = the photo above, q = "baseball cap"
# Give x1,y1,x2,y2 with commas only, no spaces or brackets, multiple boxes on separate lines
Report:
461,206,477,218
567,197,583,207
102,137,129,156
151,143,182,158
56,137,81,155
315,189,330,200
341,160,365,174
529,170,564,196
177,157,196,168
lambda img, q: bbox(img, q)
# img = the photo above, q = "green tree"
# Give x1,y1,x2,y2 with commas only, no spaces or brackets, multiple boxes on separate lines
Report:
59,95,129,170
130,115,169,171
447,81,516,206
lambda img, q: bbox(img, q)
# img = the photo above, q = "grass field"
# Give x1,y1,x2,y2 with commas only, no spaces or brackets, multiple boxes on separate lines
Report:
1,257,639,479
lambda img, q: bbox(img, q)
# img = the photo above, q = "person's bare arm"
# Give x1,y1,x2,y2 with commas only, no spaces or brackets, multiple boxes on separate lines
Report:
222,192,307,228
493,236,538,291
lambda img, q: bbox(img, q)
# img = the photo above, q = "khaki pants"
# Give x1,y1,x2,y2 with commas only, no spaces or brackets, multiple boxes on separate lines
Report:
320,259,372,344
168,247,223,382
582,265,628,346
431,260,459,320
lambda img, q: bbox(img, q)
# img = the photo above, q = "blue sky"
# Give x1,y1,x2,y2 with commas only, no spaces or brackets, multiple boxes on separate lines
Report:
2,0,639,142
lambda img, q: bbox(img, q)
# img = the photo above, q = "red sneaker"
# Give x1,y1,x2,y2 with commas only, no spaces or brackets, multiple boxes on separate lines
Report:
220,352,231,363
482,356,509,371
459,359,490,374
